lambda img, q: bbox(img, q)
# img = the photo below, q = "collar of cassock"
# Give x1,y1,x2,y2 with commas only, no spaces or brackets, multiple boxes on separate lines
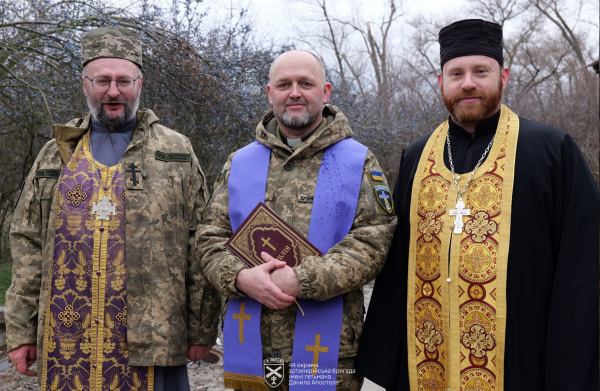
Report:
448,109,501,140
91,117,137,134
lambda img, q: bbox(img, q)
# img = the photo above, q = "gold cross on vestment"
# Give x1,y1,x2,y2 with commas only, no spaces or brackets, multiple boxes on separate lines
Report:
261,236,277,251
422,373,444,391
232,302,252,343
305,334,329,376
472,183,496,208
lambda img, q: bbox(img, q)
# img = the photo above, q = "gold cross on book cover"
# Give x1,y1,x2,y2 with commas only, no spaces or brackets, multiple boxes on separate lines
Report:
225,202,322,268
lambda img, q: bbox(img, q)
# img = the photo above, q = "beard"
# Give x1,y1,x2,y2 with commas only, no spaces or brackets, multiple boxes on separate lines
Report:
276,99,321,130
87,92,140,128
442,77,503,125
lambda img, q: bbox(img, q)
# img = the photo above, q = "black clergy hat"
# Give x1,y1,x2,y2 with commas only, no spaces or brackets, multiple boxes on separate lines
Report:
439,19,503,69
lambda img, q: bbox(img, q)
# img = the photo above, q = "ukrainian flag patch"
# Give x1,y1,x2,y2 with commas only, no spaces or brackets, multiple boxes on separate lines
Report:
371,171,383,181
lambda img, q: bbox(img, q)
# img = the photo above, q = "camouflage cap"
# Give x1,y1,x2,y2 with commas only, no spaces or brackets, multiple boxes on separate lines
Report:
81,27,142,68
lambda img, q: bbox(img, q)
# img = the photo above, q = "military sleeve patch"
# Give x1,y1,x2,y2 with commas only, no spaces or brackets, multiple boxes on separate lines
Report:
375,185,393,214
298,195,314,203
124,160,144,190
35,169,61,179
155,151,191,162
371,171,384,181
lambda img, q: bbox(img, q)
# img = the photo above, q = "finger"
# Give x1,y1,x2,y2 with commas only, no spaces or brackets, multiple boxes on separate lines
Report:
261,254,287,269
260,258,279,272
266,283,296,302
27,346,36,360
16,358,30,375
260,251,275,262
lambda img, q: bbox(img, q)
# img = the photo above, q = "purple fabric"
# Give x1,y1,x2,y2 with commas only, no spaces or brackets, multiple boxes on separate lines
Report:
44,136,150,390
307,139,368,253
291,139,367,390
228,141,271,232
224,141,271,379
225,138,367,389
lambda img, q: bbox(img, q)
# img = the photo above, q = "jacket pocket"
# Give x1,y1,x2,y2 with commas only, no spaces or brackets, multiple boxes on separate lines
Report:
37,175,60,245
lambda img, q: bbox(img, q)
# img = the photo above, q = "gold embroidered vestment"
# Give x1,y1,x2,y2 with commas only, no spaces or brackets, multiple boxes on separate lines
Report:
407,105,519,391
41,133,153,390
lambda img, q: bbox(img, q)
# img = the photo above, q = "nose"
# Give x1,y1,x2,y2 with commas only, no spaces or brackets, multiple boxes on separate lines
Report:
461,74,476,90
106,80,121,97
289,83,302,98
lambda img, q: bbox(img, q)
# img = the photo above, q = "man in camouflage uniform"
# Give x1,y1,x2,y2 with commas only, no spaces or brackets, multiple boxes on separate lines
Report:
196,50,397,390
5,27,219,390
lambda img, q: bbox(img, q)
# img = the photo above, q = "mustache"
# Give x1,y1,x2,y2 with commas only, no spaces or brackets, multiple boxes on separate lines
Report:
102,97,127,104
453,92,482,101
285,98,307,106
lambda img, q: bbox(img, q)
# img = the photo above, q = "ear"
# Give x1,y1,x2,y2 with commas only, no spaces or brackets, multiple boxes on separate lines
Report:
138,76,144,92
267,84,273,105
322,82,332,104
437,73,443,88
83,76,89,97
501,67,510,89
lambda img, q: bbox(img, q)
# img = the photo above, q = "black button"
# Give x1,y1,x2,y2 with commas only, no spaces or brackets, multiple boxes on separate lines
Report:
284,162,294,171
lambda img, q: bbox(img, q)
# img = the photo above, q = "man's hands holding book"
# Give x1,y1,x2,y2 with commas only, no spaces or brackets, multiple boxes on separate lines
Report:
234,252,299,309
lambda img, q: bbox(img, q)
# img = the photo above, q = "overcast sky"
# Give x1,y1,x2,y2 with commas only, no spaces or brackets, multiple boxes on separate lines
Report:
192,0,469,45
109,0,599,63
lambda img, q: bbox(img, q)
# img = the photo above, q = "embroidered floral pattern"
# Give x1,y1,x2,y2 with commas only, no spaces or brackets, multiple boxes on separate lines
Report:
417,320,444,353
461,324,495,358
465,211,498,243
65,184,88,207
418,211,442,242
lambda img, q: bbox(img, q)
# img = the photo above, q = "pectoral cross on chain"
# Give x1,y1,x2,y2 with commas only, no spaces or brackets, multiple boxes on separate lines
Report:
92,196,116,220
449,198,470,234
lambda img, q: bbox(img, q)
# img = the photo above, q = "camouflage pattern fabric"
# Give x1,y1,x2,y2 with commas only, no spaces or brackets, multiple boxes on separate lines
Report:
81,26,142,67
6,108,220,381
197,104,397,364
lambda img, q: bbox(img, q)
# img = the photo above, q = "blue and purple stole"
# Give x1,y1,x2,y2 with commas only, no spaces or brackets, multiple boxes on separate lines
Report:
223,138,367,390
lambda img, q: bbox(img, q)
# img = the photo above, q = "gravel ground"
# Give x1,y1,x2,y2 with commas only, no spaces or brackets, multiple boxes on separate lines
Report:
0,280,384,391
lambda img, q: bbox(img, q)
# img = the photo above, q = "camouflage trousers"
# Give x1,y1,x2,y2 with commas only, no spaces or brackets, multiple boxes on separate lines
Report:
236,357,363,391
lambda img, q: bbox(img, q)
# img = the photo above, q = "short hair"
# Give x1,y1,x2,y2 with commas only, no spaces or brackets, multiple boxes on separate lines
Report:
269,50,326,83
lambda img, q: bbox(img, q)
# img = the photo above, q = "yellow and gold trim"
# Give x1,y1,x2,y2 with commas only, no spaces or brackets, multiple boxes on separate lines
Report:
224,371,269,391
407,105,519,391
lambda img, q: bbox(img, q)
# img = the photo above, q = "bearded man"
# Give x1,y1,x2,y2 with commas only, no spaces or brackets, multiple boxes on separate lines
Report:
196,50,397,390
5,27,219,390
356,19,599,391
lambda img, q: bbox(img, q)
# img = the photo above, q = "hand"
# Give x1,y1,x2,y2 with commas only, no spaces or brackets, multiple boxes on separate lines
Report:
8,344,37,376
261,252,301,297
235,256,296,309
188,345,211,362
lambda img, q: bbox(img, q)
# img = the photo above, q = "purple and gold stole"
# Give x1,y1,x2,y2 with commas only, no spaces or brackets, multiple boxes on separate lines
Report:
224,139,367,391
41,132,153,391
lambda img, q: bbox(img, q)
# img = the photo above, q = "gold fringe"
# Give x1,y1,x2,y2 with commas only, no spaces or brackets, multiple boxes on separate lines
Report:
148,366,155,391
223,372,269,391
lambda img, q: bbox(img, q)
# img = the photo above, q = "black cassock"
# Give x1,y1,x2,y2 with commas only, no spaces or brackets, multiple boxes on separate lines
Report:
356,110,599,390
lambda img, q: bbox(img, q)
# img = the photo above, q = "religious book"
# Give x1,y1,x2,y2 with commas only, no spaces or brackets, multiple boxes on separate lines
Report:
226,202,322,268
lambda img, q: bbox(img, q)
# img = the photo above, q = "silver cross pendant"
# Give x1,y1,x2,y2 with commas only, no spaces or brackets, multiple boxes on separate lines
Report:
449,198,470,234
92,196,116,220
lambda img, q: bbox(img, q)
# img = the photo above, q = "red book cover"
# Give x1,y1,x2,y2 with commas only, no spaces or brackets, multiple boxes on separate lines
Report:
225,202,322,268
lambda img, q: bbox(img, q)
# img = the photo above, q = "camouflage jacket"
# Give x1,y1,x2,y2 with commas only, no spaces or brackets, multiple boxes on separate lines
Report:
196,105,397,360
6,108,220,368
